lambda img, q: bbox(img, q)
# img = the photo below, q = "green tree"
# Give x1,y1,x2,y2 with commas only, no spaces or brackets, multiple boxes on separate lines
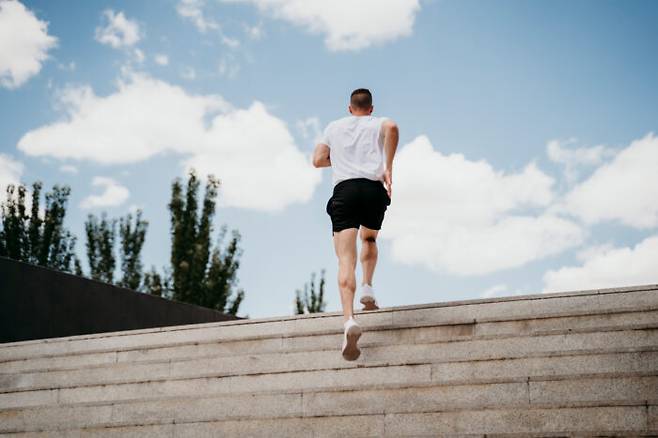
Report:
118,210,148,290
295,269,327,314
84,212,117,284
0,181,81,274
203,224,245,314
168,169,244,315
142,265,172,298
85,209,149,289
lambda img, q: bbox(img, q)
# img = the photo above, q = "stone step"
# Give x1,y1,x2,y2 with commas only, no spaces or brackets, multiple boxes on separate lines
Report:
1,403,656,436
1,327,656,409
1,375,656,434
1,285,656,436
1,312,655,387
1,286,656,363
2,307,656,376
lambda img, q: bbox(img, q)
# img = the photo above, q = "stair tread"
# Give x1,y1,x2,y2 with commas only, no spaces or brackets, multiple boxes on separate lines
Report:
1,325,656,396
1,285,656,435
1,286,656,362
2,403,656,436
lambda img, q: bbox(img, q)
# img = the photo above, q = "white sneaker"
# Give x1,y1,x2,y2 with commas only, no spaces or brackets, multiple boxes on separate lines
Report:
359,284,379,310
342,317,362,361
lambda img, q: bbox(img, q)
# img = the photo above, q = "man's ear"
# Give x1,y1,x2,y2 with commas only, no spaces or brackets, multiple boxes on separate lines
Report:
369,106,374,114
348,105,353,114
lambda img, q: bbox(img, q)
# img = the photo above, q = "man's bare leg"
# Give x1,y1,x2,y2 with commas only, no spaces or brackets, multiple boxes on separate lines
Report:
359,226,380,310
332,228,358,323
359,226,379,285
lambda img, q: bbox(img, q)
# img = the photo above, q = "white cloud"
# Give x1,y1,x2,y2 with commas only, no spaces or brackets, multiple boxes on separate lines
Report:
547,138,615,184
543,236,658,292
0,0,57,89
154,54,169,66
547,138,614,167
95,9,141,48
0,154,24,203
560,133,658,229
59,164,78,174
223,0,421,51
80,177,130,209
19,72,226,164
177,0,219,32
17,71,320,212
177,0,240,47
182,102,319,211
379,135,584,276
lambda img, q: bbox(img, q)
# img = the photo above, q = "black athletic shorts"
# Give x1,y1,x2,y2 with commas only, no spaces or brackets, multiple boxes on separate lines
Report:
325,177,391,234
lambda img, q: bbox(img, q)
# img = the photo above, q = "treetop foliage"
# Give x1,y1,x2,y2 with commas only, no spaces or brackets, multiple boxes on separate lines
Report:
295,269,327,314
0,182,81,274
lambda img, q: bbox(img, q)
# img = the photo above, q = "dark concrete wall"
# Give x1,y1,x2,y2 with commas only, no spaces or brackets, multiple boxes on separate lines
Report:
0,256,243,344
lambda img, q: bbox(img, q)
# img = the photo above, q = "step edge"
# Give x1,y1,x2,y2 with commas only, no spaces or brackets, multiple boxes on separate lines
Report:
2,305,657,363
3,284,656,348
1,321,656,377
1,400,655,435
1,345,657,400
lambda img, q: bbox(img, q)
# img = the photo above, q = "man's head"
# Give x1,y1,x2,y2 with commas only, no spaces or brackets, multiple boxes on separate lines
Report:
349,88,373,116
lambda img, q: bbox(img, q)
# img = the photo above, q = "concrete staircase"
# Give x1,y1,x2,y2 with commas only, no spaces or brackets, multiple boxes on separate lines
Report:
1,285,657,437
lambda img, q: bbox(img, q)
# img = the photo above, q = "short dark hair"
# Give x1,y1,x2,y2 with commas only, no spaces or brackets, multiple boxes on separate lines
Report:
350,88,372,109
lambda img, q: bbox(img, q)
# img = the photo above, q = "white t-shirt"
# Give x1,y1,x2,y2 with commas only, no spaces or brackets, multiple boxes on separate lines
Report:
319,115,389,187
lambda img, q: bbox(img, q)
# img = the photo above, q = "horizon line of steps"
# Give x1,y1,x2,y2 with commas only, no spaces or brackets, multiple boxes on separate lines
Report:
1,284,657,437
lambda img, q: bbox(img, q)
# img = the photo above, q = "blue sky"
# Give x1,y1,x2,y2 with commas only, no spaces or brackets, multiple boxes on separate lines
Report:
1,0,657,319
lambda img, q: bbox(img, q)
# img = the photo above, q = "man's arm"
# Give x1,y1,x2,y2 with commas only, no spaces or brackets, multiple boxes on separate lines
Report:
312,143,331,168
382,119,399,198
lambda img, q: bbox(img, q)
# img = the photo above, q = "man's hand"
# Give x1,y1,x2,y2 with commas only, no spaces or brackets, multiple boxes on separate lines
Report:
383,168,392,200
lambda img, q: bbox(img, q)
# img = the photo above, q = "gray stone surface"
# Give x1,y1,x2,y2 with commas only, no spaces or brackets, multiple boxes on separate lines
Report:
2,404,113,434
0,431,82,438
53,363,431,406
3,327,655,398
0,361,171,393
649,405,658,431
431,350,658,384
528,376,657,405
2,308,653,378
81,424,174,438
383,406,647,435
0,388,57,409
111,392,303,426
302,382,528,416
2,285,654,362
475,308,658,337
172,415,385,438
1,285,656,435
0,352,117,375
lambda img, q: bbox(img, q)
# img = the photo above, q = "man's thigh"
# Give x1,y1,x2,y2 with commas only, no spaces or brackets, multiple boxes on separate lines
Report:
333,228,358,264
